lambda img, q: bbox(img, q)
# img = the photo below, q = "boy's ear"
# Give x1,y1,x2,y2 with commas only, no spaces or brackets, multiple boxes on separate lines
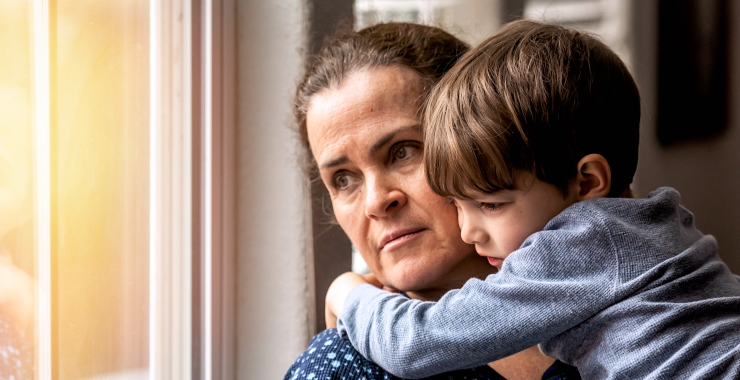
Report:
575,154,611,200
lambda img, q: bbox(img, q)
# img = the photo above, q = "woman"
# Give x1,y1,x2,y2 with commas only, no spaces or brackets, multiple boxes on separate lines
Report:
284,23,581,380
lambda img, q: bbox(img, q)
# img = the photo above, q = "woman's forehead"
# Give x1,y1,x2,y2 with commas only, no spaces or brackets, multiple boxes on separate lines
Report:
306,66,424,166
308,66,424,118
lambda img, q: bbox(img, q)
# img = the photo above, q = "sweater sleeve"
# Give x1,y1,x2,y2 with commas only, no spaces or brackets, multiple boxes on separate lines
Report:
336,212,620,378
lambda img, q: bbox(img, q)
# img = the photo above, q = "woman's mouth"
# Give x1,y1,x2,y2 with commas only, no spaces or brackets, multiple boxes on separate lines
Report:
379,228,425,251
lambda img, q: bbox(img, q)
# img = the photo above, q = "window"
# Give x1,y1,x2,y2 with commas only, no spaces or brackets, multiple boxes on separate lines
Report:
355,0,502,44
524,0,632,65
1,1,236,378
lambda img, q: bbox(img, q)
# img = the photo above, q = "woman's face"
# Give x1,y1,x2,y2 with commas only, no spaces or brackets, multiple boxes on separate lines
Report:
306,65,492,297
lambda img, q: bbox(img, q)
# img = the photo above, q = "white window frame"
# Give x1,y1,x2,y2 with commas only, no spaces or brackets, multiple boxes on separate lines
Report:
31,0,237,378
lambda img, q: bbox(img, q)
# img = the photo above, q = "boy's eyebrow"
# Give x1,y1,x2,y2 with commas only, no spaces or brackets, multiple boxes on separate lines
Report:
369,124,421,156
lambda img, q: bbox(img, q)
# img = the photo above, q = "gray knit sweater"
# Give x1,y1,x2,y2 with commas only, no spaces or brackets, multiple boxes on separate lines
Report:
337,187,740,379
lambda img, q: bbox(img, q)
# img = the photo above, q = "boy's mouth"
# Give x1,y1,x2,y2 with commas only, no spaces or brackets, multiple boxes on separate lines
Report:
486,257,503,268
477,251,504,268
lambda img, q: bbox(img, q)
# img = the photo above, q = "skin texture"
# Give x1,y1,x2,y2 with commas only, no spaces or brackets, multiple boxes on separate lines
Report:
308,66,559,380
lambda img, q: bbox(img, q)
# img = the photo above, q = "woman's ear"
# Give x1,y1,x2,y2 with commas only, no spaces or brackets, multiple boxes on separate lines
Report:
575,154,611,200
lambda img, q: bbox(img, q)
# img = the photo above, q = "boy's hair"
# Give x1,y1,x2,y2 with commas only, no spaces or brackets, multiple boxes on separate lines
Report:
424,20,640,198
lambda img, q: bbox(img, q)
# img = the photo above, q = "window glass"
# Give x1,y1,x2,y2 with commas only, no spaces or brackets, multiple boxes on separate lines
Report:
0,2,35,379
54,1,150,379
524,0,631,65
355,0,501,44
0,1,150,379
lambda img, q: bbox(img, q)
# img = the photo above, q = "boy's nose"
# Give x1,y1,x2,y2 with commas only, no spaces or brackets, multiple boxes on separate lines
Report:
459,212,487,246
364,175,406,219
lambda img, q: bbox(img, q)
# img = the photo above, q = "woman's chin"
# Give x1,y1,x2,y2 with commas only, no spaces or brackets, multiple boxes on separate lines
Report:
381,266,449,294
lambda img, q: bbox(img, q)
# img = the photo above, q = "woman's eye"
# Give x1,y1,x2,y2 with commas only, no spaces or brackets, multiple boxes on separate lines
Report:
394,146,408,160
332,171,352,190
390,142,419,163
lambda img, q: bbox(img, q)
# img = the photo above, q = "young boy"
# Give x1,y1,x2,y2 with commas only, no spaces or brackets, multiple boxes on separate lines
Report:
325,20,740,379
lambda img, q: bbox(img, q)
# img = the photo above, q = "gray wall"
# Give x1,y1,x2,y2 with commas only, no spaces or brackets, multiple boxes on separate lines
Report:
631,0,740,273
237,0,312,377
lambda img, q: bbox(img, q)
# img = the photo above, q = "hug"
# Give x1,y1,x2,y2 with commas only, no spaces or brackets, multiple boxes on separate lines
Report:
286,19,740,380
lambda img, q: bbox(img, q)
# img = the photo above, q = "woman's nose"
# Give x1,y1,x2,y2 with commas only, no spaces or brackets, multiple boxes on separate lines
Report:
364,175,406,219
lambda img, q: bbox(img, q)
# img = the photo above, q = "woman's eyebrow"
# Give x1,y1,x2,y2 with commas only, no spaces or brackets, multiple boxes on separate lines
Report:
320,124,420,170
369,124,420,155
321,156,348,170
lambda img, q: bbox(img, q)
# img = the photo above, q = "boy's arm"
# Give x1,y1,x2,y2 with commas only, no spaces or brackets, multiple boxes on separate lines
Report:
325,272,369,328
336,273,614,379
325,272,392,328
335,228,620,378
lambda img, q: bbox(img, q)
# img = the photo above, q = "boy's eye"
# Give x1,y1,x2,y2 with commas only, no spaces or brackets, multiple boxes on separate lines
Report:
477,202,502,212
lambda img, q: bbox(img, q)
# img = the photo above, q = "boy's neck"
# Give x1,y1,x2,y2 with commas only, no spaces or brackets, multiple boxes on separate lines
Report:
616,187,634,198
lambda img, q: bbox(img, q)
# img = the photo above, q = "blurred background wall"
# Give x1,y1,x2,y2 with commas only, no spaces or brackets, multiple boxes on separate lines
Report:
631,0,740,274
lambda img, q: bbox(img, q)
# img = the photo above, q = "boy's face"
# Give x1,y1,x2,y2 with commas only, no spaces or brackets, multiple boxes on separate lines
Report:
452,175,578,269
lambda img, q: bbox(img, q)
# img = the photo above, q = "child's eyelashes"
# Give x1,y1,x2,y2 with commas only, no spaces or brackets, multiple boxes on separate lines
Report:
477,202,503,212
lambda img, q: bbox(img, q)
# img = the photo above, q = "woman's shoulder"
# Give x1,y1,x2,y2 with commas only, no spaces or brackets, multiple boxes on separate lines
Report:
284,329,580,380
283,328,393,380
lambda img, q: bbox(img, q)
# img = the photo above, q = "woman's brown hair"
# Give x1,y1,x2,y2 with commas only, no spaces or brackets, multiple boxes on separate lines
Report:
424,20,640,199
294,22,469,178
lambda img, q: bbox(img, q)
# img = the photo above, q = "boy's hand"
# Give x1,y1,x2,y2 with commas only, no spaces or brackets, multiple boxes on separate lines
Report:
325,272,371,329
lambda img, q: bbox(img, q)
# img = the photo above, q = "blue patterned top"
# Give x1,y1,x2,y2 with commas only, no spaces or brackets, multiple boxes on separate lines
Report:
284,329,580,380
